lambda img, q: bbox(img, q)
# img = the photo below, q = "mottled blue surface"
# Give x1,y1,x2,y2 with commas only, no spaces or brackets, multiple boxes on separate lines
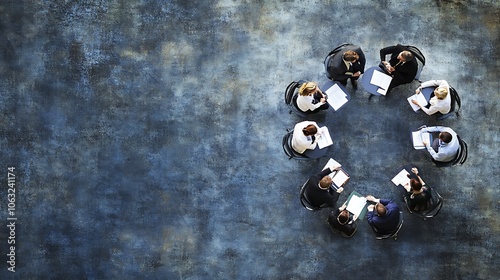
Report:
0,0,499,279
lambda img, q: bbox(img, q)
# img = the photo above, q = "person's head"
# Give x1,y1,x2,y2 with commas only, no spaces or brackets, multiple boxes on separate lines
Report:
434,87,449,100
375,202,387,216
410,178,422,192
439,131,452,143
298,82,318,96
343,50,359,63
302,124,317,136
319,175,332,190
337,210,350,225
397,50,414,62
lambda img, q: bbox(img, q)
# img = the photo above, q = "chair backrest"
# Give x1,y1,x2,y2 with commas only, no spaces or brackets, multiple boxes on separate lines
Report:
324,43,352,78
405,187,444,219
285,81,300,105
300,180,321,211
405,45,426,81
454,136,468,165
375,210,404,240
282,130,311,160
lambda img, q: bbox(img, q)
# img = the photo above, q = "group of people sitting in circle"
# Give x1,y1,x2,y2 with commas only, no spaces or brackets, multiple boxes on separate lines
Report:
290,43,462,238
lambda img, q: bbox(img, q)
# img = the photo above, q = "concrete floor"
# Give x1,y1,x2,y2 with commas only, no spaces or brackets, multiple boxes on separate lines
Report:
1,1,499,279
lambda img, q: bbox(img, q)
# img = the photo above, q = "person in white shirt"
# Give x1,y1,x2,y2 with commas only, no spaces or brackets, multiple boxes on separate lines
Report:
412,80,451,115
296,82,329,113
420,126,460,162
292,121,322,154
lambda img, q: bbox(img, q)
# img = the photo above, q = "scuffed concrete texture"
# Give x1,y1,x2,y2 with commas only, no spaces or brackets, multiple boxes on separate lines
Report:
0,0,499,279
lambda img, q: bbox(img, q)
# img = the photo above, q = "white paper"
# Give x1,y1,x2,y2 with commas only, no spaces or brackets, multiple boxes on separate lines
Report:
391,169,410,188
325,84,349,111
317,127,333,149
377,87,387,96
370,70,392,90
322,158,342,171
332,170,349,187
412,131,430,150
347,195,367,216
407,93,428,112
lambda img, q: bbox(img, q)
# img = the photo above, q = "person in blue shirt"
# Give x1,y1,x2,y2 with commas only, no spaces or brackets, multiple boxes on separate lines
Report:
366,195,400,234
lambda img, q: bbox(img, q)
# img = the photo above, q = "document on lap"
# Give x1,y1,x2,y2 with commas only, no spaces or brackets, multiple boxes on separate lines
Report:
322,158,350,190
317,127,333,149
325,83,349,111
412,131,430,150
407,93,428,112
346,191,368,219
370,70,392,96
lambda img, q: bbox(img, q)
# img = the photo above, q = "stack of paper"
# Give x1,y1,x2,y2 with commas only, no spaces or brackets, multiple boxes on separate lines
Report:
407,93,429,112
317,127,333,149
370,70,392,95
325,84,349,111
346,195,367,217
412,131,430,150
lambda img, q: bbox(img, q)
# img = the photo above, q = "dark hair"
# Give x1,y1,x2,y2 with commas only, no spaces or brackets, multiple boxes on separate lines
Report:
343,50,359,62
338,210,349,224
302,124,317,136
410,178,422,191
401,51,414,62
376,203,386,216
440,132,452,143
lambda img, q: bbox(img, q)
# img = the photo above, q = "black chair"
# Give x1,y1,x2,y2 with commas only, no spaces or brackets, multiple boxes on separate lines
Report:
372,210,404,240
324,43,352,80
404,187,443,220
299,180,322,211
282,129,313,161
432,136,468,167
437,86,461,120
284,80,310,117
405,45,426,82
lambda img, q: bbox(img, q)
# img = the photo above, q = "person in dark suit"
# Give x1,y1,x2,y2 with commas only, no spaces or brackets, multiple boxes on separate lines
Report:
327,203,357,237
366,195,400,234
304,166,344,208
326,45,366,89
379,44,418,91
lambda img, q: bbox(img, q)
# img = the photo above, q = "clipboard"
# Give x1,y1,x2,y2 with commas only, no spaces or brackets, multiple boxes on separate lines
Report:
345,191,368,220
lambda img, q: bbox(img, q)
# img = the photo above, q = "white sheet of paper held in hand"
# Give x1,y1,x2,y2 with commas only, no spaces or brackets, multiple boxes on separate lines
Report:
317,127,333,149
347,195,367,216
391,169,411,191
325,84,348,111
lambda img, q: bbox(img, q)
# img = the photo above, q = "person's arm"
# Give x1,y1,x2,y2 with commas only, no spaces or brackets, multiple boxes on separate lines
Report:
379,45,396,61
420,101,440,115
420,79,444,88
325,190,340,207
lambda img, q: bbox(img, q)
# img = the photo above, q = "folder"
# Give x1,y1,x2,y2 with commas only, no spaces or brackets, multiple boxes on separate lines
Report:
412,131,430,150
317,127,333,149
345,191,368,220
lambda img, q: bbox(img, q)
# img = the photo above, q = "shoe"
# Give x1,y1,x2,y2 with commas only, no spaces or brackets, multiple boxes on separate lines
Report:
351,79,358,89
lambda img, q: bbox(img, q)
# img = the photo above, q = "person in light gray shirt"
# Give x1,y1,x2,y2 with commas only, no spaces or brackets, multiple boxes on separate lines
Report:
420,126,459,162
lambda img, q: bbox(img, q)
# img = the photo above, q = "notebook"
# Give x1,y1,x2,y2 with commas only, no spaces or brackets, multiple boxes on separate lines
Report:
317,127,333,149
412,131,430,150
407,93,428,112
322,158,349,190
325,83,349,111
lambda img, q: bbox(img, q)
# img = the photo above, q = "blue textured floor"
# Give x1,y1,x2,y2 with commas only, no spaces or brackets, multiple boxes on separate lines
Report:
1,1,499,279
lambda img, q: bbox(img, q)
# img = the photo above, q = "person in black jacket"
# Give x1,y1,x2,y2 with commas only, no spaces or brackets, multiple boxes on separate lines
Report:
379,44,418,91
326,45,366,89
327,203,357,237
304,166,344,208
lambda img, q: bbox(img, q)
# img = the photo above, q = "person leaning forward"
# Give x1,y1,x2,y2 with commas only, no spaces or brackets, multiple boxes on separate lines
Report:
366,195,400,234
327,44,366,89
379,44,418,91
304,166,344,208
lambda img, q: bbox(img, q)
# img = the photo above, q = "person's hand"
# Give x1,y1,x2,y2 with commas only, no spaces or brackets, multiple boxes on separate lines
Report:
411,167,419,175
411,99,420,106
415,87,422,94
422,141,428,146
367,205,375,211
353,214,358,221
336,187,344,193
339,202,347,211
320,97,327,103
366,195,376,202
352,71,361,77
